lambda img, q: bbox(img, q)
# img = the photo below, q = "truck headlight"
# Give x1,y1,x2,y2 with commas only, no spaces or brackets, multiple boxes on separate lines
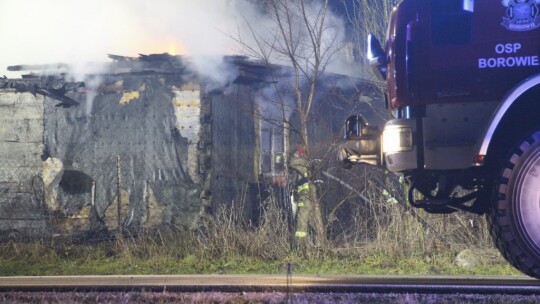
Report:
382,126,413,153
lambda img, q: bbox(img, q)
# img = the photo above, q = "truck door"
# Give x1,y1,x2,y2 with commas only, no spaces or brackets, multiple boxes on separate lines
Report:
419,0,475,104
423,0,540,105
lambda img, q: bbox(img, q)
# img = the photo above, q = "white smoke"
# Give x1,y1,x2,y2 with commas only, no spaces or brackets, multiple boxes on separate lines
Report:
0,0,244,79
0,0,356,82
256,81,296,124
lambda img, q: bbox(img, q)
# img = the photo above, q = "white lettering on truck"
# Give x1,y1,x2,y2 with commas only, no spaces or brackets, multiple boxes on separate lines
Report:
478,43,539,69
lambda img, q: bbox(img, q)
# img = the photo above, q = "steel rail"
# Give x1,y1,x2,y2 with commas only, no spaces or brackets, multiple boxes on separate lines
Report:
0,275,539,295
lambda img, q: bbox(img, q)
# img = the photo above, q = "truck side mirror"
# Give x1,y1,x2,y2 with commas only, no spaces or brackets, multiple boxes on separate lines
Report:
341,114,382,166
366,33,387,80
344,115,365,140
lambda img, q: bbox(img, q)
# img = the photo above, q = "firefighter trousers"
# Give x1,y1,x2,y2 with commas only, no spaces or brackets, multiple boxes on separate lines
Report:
295,183,311,239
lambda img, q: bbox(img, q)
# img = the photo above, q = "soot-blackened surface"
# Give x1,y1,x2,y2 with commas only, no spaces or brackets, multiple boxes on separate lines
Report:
44,76,199,227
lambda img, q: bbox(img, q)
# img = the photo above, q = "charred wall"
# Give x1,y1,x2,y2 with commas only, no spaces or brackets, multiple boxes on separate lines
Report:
210,84,260,219
43,76,202,232
0,73,209,237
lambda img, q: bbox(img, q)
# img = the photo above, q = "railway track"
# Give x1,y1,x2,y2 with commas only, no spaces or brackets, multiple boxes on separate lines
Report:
0,275,539,295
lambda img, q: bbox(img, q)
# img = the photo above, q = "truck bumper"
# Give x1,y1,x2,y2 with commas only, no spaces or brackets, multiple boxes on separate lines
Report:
383,119,418,172
384,102,498,172
339,102,498,172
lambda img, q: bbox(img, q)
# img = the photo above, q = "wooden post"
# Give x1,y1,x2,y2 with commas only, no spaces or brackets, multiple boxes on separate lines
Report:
116,155,122,232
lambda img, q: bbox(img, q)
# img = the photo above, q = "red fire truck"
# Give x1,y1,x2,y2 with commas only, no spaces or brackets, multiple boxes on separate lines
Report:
340,0,540,277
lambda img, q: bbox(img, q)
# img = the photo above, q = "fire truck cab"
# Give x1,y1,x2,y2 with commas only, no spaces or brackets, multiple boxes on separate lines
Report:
340,0,540,278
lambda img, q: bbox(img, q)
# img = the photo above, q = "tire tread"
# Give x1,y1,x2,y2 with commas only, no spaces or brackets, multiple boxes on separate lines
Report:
488,133,540,279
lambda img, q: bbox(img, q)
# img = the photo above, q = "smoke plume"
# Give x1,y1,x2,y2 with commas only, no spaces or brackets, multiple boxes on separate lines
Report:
1,0,355,80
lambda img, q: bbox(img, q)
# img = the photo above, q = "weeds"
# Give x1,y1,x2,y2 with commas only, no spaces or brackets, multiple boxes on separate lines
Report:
0,167,520,276
0,188,520,276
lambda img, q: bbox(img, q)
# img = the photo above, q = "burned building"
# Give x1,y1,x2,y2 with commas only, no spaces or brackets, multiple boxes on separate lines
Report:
0,54,380,238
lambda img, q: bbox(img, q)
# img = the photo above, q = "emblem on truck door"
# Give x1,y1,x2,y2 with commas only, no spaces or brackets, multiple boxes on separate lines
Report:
501,0,540,31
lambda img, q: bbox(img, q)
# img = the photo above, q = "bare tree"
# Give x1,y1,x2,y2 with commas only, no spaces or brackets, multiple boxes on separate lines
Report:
233,0,344,245
343,0,394,99
347,0,394,64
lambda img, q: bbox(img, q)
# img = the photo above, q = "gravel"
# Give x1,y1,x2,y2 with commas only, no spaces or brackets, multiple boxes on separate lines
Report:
1,292,540,304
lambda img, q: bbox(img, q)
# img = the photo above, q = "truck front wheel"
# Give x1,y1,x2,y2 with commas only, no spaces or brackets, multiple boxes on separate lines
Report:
489,131,540,278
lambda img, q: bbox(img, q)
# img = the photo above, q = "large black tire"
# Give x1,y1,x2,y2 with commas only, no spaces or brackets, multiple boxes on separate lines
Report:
488,131,540,278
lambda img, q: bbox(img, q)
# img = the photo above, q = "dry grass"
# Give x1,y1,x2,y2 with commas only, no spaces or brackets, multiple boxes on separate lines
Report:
0,174,516,276
321,166,494,260
199,197,291,260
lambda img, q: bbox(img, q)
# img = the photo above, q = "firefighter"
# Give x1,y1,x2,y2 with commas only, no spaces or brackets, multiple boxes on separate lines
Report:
289,146,312,243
